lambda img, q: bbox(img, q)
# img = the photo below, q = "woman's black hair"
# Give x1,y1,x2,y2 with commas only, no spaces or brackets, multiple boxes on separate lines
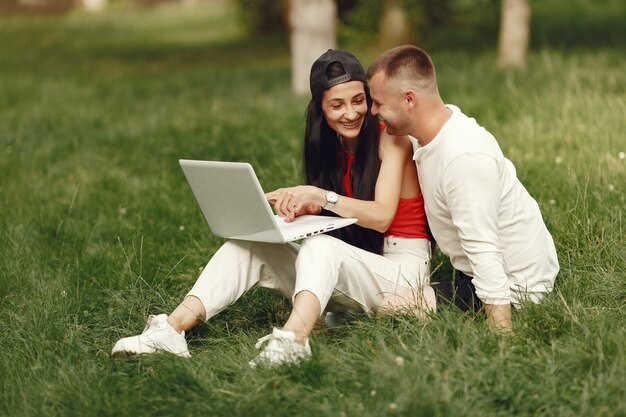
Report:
303,62,384,255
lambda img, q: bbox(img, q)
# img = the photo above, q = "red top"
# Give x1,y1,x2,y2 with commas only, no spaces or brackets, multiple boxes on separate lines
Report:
340,122,429,239
385,194,430,239
343,152,355,197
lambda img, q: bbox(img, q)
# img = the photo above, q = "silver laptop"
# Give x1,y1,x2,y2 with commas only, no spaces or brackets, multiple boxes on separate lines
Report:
179,160,357,243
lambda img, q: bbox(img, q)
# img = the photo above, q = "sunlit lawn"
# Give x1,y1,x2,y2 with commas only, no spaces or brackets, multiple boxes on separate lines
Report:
0,3,624,417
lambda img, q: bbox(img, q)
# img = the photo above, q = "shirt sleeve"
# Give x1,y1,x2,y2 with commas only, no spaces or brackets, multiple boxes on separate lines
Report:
442,153,511,305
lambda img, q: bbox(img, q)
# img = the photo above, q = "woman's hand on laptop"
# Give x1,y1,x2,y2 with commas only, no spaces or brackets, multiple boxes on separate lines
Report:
266,186,324,222
288,202,322,222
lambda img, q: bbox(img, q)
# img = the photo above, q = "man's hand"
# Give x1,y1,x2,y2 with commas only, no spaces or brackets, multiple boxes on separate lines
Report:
483,303,513,333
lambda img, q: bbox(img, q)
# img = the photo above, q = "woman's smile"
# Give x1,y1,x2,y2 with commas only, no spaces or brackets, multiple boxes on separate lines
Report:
322,81,368,140
340,119,360,129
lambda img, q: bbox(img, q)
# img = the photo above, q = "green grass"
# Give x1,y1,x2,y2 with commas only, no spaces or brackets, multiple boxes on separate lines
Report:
1,2,625,417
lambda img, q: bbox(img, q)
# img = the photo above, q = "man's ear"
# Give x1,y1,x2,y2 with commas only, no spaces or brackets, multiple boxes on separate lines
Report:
404,89,417,109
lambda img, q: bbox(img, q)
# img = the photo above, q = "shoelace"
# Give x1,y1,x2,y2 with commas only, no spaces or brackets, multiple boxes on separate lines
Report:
254,334,276,349
254,332,286,350
143,315,163,333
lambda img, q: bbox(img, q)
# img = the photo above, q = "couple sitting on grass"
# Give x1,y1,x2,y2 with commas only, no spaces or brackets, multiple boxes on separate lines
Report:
112,45,559,367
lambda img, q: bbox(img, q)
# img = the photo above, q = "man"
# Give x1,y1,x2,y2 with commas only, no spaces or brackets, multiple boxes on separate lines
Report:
367,45,559,331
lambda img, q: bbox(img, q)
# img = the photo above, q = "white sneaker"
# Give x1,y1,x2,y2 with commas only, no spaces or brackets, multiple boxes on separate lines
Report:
112,314,191,358
248,328,311,368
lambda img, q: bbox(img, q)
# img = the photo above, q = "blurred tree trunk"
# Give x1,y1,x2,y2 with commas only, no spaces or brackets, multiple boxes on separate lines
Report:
379,0,410,50
83,0,106,12
497,0,530,68
288,0,337,95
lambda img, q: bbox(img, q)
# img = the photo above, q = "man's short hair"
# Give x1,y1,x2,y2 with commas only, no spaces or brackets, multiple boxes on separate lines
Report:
367,45,436,85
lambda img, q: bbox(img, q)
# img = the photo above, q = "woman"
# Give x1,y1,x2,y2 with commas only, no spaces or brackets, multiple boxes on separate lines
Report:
112,50,433,366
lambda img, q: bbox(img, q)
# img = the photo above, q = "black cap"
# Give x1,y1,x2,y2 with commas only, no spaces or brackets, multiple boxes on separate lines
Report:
309,49,367,97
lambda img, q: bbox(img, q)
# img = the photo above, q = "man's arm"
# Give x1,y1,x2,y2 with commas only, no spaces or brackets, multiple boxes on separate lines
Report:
443,153,512,330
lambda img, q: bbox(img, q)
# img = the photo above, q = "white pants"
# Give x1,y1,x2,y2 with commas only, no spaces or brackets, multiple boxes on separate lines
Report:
187,234,431,319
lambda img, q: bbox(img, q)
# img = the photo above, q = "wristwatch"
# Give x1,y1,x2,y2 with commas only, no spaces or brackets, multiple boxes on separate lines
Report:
324,191,339,211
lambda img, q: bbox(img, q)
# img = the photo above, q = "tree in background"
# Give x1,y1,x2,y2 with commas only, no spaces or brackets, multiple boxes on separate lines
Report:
379,0,411,50
232,0,529,89
233,0,336,94
497,0,530,68
83,0,106,12
288,0,337,95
